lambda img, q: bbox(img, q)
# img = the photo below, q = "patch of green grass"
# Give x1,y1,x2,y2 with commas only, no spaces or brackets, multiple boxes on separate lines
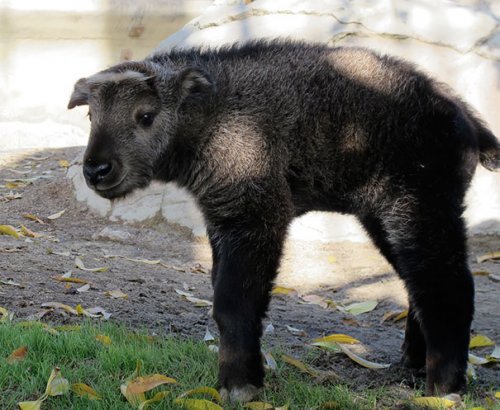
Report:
0,321,497,409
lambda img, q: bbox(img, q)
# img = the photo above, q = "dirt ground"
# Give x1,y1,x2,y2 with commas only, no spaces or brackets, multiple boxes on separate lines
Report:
1,147,499,402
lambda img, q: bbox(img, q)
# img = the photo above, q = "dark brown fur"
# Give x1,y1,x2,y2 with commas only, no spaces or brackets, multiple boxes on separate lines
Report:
68,40,500,401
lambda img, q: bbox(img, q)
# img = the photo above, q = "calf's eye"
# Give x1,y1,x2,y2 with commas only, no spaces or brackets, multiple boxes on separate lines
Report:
137,112,155,127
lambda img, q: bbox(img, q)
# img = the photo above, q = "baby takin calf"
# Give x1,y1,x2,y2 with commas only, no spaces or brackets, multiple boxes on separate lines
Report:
68,40,500,402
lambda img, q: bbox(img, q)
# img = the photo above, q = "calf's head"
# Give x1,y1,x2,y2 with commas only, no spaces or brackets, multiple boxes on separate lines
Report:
68,61,215,199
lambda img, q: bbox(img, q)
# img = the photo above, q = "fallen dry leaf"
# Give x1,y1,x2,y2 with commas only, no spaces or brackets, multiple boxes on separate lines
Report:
95,335,112,346
18,398,45,410
53,276,88,284
58,159,70,168
0,224,20,238
77,284,90,293
178,387,222,403
174,399,223,410
299,294,329,309
412,394,460,408
0,306,12,322
339,300,378,315
1,279,25,288
477,251,500,263
381,309,408,323
75,257,108,272
468,353,496,365
271,286,295,295
71,383,102,400
312,333,360,345
7,346,28,364
45,367,70,397
469,334,495,349
41,302,78,315
23,213,45,224
47,209,66,220
281,354,317,377
127,374,177,394
285,324,307,337
263,350,277,371
338,344,390,369
185,296,213,307
20,225,41,238
244,402,274,409
105,289,128,299
139,391,169,410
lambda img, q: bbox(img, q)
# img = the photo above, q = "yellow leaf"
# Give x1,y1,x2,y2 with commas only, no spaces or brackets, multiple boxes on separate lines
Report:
45,367,70,396
18,397,45,410
312,333,360,345
0,225,20,238
95,335,112,346
185,296,213,307
412,396,456,408
127,374,177,394
125,257,161,265
58,160,70,168
382,309,409,323
41,302,78,315
7,346,28,364
138,391,169,410
121,361,146,406
23,213,45,224
75,304,100,318
281,354,317,377
47,209,66,220
469,407,485,410
20,225,41,238
174,399,223,410
477,251,500,263
340,300,378,315
311,341,342,352
0,306,11,322
53,276,88,284
105,289,128,299
271,286,295,295
495,391,500,398
71,383,102,400
472,271,489,276
327,255,337,263
178,387,222,403
469,335,495,349
75,257,108,272
244,402,274,409
338,344,390,369
121,383,146,407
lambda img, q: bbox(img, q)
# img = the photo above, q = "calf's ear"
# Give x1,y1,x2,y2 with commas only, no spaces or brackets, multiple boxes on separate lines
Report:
68,78,90,109
178,67,216,100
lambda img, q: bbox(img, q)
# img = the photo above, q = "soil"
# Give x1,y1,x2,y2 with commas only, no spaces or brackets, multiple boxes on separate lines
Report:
1,146,499,405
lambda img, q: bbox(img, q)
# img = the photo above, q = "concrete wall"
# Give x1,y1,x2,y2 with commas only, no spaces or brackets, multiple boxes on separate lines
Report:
0,0,212,150
2,0,498,242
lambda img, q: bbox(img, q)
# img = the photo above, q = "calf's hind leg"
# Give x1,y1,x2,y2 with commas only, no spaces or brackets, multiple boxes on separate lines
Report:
380,203,474,394
360,215,426,369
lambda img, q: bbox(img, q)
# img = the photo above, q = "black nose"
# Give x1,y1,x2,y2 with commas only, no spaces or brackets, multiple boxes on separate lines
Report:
83,162,112,185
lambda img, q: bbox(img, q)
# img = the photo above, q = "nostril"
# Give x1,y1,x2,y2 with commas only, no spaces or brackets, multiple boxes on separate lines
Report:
95,163,112,178
83,162,113,184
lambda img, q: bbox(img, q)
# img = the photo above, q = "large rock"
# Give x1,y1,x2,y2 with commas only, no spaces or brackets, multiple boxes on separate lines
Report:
71,0,500,240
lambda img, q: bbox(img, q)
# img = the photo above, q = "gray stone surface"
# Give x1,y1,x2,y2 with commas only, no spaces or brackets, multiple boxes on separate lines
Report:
70,0,500,241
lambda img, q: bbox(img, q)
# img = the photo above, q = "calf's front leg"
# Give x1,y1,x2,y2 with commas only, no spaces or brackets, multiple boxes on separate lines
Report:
210,227,286,403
